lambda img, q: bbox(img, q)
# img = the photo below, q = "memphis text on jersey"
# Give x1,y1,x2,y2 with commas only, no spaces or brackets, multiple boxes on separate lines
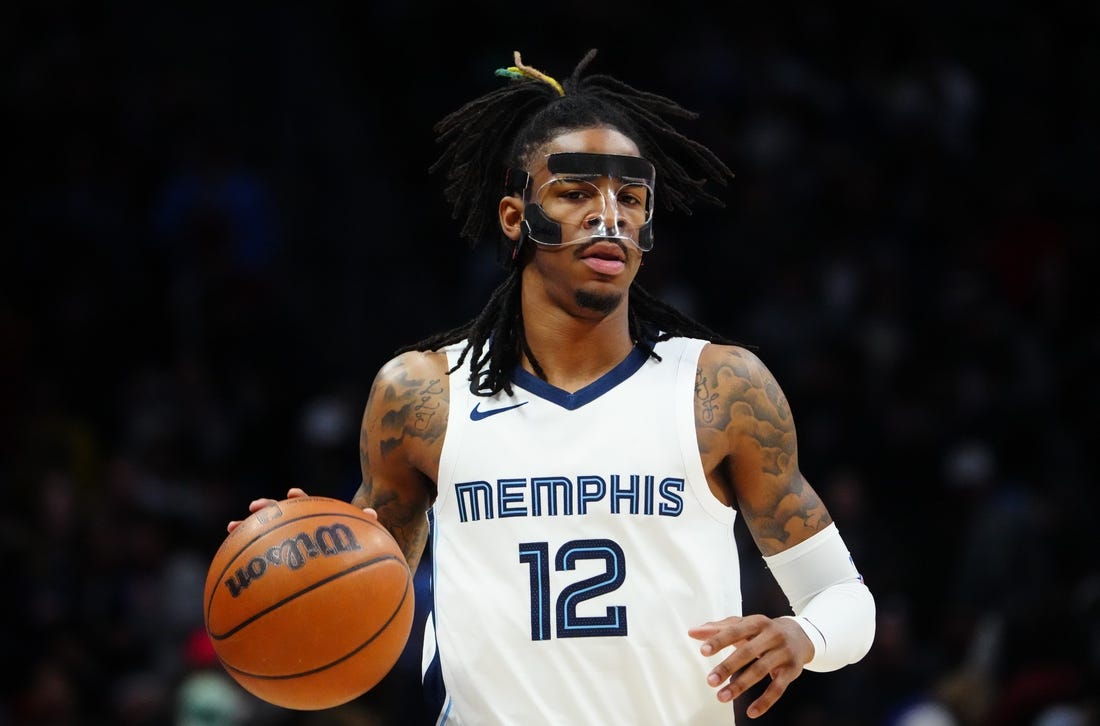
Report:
454,473,686,522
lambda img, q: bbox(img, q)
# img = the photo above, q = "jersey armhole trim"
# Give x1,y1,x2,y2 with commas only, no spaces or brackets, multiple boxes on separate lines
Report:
674,338,738,527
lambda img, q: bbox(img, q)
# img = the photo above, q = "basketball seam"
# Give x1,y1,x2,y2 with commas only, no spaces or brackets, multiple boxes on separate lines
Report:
219,574,414,680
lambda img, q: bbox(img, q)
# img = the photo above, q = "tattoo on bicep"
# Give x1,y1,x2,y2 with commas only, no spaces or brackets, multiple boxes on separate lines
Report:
709,349,830,549
695,369,721,425
730,351,793,476
373,367,447,460
356,357,439,568
413,378,444,431
360,385,378,477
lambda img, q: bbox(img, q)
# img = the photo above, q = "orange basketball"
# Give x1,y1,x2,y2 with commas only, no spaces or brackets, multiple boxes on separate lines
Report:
203,496,414,710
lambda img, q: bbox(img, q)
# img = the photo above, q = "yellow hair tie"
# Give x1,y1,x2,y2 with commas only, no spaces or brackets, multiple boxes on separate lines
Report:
501,51,565,96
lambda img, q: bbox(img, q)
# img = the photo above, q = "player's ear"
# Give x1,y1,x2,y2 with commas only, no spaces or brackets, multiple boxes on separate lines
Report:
499,196,524,241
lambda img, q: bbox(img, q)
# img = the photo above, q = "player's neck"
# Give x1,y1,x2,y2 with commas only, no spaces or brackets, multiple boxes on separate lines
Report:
519,307,635,393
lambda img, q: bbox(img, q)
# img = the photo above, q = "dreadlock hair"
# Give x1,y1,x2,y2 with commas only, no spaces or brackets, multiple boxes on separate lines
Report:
399,48,739,397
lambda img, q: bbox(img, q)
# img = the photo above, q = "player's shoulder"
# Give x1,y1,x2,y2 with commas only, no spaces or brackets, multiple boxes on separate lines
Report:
362,350,450,483
698,342,774,383
693,343,795,463
367,349,453,424
374,349,452,388
366,350,451,447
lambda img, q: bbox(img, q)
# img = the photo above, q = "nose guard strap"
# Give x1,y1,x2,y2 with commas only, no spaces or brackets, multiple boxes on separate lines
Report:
521,203,654,251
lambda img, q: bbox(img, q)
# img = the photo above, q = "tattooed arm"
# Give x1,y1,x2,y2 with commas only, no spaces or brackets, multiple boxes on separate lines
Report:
350,350,448,574
694,344,831,555
689,343,858,718
226,353,445,574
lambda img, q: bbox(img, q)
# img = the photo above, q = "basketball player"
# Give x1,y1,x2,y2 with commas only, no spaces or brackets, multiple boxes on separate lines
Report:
232,49,876,723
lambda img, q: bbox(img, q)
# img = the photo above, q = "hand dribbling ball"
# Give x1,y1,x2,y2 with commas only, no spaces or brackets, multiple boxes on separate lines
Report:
204,496,414,710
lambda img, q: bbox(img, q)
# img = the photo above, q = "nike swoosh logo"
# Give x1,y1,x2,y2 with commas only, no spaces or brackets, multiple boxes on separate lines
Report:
470,401,528,421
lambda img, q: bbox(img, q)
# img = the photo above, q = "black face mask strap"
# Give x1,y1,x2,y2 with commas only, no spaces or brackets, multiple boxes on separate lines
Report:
545,153,656,185
501,167,567,262
543,153,657,250
503,167,529,196
500,154,657,262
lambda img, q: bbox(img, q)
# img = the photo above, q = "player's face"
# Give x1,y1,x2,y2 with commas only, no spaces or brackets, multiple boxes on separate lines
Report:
524,152,654,250
516,127,646,317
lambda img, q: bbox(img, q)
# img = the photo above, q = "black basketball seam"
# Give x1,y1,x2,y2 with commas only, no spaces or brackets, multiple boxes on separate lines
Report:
218,571,414,681
207,554,405,639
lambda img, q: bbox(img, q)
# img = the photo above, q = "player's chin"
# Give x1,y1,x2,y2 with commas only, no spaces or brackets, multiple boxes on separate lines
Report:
574,287,624,315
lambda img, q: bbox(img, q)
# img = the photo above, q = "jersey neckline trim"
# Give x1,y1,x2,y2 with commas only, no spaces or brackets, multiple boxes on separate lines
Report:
511,345,650,410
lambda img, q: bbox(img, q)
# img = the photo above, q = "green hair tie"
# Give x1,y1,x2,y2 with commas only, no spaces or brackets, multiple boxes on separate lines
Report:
494,51,565,96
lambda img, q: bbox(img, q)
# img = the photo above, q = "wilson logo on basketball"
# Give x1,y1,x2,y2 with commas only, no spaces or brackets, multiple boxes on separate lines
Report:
223,523,363,598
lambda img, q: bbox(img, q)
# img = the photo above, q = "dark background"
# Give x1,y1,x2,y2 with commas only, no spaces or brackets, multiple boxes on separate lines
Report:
4,3,1098,725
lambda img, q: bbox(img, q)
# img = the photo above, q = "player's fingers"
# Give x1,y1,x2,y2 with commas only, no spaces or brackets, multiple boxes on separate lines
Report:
690,614,768,656
707,617,804,703
721,623,805,715
688,623,720,648
712,653,774,704
743,662,798,718
360,507,379,519
230,492,313,533
248,497,279,514
706,626,779,700
227,497,277,532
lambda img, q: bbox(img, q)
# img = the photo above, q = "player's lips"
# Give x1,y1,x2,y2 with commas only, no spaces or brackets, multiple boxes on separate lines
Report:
578,241,627,275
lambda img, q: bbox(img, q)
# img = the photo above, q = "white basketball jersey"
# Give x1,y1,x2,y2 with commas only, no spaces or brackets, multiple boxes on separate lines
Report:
424,337,741,725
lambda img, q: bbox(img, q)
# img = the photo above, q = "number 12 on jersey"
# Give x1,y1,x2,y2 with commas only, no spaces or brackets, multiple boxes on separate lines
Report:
518,538,628,640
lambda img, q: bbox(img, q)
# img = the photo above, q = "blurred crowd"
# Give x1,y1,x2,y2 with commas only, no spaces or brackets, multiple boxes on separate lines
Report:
3,3,1097,725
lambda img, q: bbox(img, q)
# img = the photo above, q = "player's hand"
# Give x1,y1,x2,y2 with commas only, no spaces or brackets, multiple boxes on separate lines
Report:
227,487,312,533
688,614,814,718
227,488,379,533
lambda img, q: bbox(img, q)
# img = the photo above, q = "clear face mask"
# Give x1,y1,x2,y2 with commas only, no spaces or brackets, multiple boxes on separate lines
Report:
513,152,657,252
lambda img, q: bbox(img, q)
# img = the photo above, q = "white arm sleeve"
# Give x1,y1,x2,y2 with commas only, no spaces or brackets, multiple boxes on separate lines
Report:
762,523,876,672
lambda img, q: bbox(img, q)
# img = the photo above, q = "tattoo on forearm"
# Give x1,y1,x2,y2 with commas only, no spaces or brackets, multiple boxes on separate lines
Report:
354,476,427,567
